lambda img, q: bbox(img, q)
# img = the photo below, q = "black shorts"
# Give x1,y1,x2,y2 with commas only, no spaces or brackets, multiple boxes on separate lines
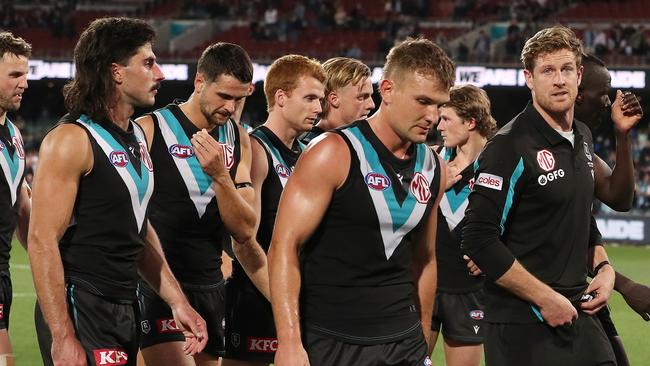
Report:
224,277,276,363
304,328,431,366
431,289,484,343
596,306,619,338
484,312,616,366
0,272,12,330
35,284,139,366
138,280,226,356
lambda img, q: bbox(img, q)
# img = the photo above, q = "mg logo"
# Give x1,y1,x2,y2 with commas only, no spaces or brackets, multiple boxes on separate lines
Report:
536,150,555,172
140,143,153,172
221,143,234,170
410,172,431,203
12,136,25,159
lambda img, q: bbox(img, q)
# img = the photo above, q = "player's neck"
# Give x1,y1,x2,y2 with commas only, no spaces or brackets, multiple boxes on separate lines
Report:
317,112,346,131
179,97,212,131
454,135,486,169
368,110,412,159
0,111,6,126
265,113,300,148
533,100,574,132
107,101,133,131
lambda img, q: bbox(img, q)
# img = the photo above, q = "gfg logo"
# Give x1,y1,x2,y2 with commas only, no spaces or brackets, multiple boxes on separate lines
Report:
537,169,565,186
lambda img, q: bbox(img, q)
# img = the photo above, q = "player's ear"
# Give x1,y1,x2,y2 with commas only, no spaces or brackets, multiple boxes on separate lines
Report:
328,91,339,109
379,79,393,104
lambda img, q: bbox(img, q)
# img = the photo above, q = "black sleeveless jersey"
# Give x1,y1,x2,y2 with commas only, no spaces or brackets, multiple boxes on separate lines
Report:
231,126,304,283
147,104,241,285
436,147,484,292
299,125,326,145
59,114,154,300
0,118,25,271
301,120,441,345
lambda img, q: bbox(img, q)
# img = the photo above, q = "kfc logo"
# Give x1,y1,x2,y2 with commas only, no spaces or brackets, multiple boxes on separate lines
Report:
536,150,555,172
247,337,278,353
157,318,181,334
93,349,128,365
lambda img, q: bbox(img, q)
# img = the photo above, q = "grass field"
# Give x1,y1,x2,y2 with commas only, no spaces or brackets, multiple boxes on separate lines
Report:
7,243,650,365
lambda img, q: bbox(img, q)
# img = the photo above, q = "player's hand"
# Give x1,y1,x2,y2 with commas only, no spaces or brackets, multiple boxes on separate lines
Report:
274,340,310,366
463,255,482,276
618,278,650,321
191,129,229,179
611,90,643,135
581,265,615,315
171,302,208,356
537,291,578,327
444,160,463,190
51,334,87,366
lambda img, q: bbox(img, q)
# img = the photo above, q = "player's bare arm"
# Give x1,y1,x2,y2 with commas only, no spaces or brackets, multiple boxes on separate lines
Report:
15,182,31,249
411,154,446,351
138,221,208,356
269,133,349,366
191,125,256,243
28,124,93,366
230,136,272,300
594,90,643,211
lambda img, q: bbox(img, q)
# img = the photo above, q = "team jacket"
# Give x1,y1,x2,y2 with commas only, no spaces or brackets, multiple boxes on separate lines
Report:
462,101,602,323
301,120,441,344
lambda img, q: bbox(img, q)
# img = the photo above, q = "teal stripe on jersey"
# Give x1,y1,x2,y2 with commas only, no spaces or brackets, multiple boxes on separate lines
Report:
79,115,150,203
158,108,211,195
1,121,21,181
500,157,524,234
445,185,471,213
252,129,294,168
347,127,423,232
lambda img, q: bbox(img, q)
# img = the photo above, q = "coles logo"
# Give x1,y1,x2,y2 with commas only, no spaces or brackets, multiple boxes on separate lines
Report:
475,173,503,191
410,172,431,203
275,164,291,178
109,151,129,167
12,136,25,159
156,318,182,334
93,348,128,365
536,150,555,172
469,309,484,320
221,143,234,170
365,172,391,191
169,144,194,159
247,337,278,353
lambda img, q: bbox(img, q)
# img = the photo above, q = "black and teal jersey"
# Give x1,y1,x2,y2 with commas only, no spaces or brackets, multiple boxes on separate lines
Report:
0,118,25,271
230,126,304,285
299,125,326,145
59,114,154,300
301,120,441,345
436,147,484,292
462,101,602,323
148,103,241,285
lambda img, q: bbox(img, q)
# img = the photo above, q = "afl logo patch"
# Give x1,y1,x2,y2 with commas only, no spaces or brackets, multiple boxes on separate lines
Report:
536,149,555,172
410,172,431,203
12,136,25,159
221,143,234,170
169,144,194,159
365,172,391,191
109,151,129,167
469,309,484,320
275,164,291,178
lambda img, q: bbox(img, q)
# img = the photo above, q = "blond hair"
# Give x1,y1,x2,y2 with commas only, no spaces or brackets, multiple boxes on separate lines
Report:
264,54,326,111
521,26,583,71
321,57,371,117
